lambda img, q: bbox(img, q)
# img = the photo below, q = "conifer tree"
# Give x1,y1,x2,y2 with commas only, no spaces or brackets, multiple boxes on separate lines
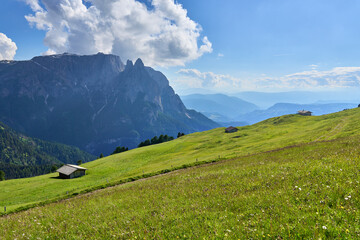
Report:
0,170,5,181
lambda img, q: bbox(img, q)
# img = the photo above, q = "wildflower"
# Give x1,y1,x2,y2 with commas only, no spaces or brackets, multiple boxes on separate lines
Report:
298,187,302,191
345,197,349,200
322,226,327,230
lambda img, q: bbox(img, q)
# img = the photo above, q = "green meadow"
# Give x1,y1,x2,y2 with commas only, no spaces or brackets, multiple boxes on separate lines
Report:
1,134,360,239
1,108,360,215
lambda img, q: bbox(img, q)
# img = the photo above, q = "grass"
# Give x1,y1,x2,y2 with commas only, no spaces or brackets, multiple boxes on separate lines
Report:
1,135,360,239
1,108,360,214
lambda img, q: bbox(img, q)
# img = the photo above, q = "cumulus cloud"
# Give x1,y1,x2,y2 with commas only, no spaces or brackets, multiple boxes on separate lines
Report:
176,67,360,92
24,0,212,66
177,69,240,89
279,67,360,88
0,33,17,60
24,0,43,11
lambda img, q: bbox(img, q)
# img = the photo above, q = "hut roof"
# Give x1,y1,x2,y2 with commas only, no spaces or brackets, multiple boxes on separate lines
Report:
225,126,238,131
56,164,87,176
298,110,312,114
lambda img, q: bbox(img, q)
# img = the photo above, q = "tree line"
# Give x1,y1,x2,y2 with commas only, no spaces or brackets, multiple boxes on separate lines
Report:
0,163,62,180
98,132,186,158
138,134,174,147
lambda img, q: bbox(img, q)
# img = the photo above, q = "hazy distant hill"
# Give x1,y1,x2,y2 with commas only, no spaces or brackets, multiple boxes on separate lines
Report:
0,53,218,155
237,102,358,124
181,94,258,123
235,91,360,108
0,121,95,179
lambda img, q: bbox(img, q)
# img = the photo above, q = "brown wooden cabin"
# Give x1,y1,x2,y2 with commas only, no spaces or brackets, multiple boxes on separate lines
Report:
225,126,238,133
297,110,312,116
56,164,87,179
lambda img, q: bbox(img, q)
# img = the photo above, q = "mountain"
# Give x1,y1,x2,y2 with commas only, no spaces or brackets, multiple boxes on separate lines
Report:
181,94,258,122
237,102,358,124
0,53,218,155
0,121,95,179
235,91,360,108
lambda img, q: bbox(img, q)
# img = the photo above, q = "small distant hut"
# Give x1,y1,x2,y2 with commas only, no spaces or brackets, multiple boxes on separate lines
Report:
56,164,87,179
225,126,238,133
358,104,360,108
297,110,312,116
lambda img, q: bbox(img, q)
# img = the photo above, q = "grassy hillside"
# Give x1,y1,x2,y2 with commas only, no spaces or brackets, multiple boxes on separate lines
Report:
1,108,360,214
1,134,360,239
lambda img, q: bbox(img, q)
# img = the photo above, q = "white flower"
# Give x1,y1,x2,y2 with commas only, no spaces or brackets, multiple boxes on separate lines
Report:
322,226,327,230
345,197,349,200
299,187,302,191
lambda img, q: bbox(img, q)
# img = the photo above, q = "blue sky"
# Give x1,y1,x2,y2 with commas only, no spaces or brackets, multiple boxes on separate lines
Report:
1,0,360,93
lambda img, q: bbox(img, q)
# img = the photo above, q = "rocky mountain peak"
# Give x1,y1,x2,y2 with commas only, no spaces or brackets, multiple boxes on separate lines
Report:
134,58,144,68
0,53,218,154
125,60,134,70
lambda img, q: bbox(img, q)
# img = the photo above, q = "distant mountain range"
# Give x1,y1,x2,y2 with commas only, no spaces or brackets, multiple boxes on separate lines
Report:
181,93,359,126
181,94,259,125
0,53,218,155
237,103,358,124
234,91,360,108
0,121,95,179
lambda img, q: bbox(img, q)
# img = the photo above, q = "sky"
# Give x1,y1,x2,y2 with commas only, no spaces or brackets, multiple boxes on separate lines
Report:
1,0,360,94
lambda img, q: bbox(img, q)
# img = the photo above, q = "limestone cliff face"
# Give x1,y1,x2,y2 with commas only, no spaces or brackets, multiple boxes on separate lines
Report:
0,53,218,154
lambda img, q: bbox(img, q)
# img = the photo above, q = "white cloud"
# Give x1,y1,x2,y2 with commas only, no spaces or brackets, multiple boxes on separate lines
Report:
24,0,212,66
41,49,56,56
280,67,360,88
24,0,43,11
309,64,318,70
177,69,240,89
176,67,360,92
0,33,17,60
217,53,224,57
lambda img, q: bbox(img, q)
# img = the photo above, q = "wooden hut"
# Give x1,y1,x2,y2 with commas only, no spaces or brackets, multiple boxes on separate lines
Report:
297,110,312,116
56,164,87,179
225,126,238,133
